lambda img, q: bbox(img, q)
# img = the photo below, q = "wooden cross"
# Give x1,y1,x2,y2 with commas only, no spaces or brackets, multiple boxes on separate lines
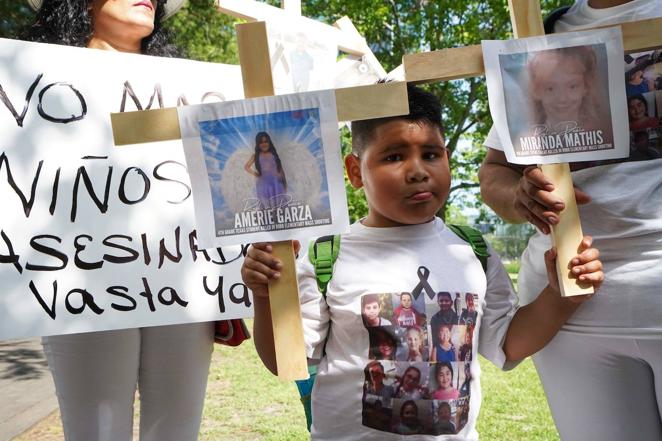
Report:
404,0,662,297
216,0,389,78
111,19,408,380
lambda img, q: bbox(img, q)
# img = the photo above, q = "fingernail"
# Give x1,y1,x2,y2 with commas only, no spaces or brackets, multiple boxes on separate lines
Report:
573,268,580,274
554,203,564,210
572,258,579,265
547,216,557,225
545,184,554,191
273,272,281,278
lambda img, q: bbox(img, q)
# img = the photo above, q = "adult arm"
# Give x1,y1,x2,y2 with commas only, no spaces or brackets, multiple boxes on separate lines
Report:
479,148,565,234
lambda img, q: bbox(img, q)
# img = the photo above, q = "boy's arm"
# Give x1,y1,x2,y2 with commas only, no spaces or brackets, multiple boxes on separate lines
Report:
242,242,283,375
502,240,603,362
242,241,329,375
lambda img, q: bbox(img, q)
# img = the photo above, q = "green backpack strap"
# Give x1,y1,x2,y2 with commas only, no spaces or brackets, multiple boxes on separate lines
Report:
447,224,490,273
298,235,340,432
308,235,341,296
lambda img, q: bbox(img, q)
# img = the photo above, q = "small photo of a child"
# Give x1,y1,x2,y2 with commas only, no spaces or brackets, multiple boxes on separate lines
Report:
429,361,463,401
395,326,429,362
368,326,398,361
391,399,433,435
362,293,394,327
431,400,457,435
391,291,426,328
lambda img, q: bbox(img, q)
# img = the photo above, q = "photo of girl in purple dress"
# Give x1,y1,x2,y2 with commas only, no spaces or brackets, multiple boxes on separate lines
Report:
244,132,288,209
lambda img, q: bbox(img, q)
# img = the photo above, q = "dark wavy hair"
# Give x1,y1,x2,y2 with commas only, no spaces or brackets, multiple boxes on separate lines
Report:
254,131,286,184
20,0,182,57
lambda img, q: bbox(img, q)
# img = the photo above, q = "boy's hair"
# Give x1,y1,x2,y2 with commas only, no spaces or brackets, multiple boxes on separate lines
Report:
362,294,381,308
351,83,444,156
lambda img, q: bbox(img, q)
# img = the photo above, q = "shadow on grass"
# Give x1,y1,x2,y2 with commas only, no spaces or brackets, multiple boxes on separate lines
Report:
0,341,49,381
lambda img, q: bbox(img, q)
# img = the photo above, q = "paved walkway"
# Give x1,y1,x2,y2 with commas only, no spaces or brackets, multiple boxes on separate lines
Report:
0,339,57,441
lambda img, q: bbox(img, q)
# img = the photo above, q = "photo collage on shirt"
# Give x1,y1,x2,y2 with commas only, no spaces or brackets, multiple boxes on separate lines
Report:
574,49,662,170
360,274,477,436
626,50,662,160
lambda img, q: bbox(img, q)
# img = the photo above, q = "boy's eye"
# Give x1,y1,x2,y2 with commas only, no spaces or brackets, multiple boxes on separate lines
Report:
384,154,402,162
423,152,439,160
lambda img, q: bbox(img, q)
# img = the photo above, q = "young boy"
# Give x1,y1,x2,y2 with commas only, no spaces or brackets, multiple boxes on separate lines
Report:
242,84,603,440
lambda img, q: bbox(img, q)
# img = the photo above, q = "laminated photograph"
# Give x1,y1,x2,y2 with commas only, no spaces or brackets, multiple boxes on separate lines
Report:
624,49,662,161
482,27,628,164
266,19,338,94
178,90,349,248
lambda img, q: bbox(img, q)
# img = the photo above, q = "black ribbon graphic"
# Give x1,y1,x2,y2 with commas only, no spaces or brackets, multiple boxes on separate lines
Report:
411,266,436,301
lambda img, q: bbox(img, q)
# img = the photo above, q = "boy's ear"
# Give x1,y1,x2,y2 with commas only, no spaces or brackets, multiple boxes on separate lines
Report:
344,153,363,189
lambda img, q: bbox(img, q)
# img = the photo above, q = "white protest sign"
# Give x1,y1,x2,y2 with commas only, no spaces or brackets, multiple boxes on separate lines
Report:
483,27,629,164
178,90,349,248
0,38,248,341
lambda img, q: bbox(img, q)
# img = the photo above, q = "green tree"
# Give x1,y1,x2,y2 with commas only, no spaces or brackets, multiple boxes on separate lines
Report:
0,3,34,39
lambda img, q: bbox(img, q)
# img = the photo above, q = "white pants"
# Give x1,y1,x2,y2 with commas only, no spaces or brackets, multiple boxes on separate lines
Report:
534,331,662,441
42,322,215,441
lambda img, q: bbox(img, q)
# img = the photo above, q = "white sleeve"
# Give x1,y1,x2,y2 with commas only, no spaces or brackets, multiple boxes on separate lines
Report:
297,249,330,360
478,245,521,371
484,125,505,151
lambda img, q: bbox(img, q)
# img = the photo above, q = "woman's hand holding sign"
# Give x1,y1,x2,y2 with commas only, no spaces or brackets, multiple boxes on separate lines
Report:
514,165,592,235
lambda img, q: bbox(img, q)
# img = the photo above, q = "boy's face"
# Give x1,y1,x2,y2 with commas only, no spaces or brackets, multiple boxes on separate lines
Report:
345,120,449,228
363,301,380,321
401,293,412,309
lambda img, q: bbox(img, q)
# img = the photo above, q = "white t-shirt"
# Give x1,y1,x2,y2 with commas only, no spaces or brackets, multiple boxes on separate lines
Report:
484,0,662,336
298,218,518,440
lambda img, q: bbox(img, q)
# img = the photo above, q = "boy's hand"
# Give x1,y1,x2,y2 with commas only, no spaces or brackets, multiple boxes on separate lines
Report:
516,166,591,235
241,241,301,299
544,236,603,303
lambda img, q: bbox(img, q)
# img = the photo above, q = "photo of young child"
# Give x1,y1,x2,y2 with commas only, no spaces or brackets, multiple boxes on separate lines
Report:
243,131,288,210
393,363,431,401
391,291,426,328
430,362,460,401
367,327,398,361
398,326,428,362
431,400,456,435
391,399,430,435
362,294,393,327
625,50,662,97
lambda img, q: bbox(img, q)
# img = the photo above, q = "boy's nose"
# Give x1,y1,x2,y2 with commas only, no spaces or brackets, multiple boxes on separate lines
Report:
405,158,429,182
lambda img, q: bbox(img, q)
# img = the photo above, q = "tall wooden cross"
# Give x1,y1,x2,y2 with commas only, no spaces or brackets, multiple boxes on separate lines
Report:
404,0,662,297
111,12,408,380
